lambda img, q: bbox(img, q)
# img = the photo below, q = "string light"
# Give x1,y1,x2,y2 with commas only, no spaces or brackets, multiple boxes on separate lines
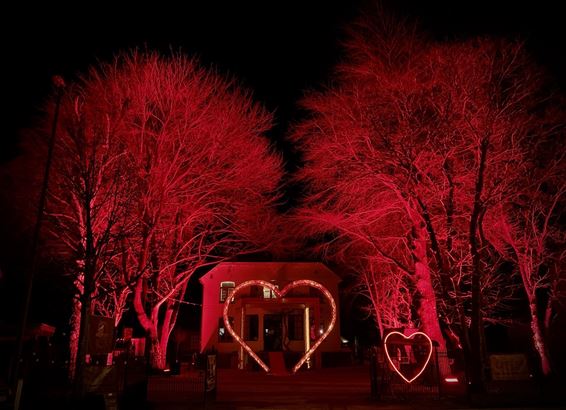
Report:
383,331,433,384
222,279,337,374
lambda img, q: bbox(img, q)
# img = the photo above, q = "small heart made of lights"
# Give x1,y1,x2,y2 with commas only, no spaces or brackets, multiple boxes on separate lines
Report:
383,331,433,383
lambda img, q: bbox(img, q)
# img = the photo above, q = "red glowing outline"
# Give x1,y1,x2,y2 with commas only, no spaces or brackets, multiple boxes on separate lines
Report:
383,331,433,384
223,279,337,374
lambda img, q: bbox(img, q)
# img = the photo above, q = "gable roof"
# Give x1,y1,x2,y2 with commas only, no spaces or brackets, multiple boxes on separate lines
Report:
199,261,341,284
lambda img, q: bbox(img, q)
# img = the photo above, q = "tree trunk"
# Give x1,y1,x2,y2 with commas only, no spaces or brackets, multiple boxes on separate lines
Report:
416,194,470,355
68,294,81,380
369,277,384,338
74,190,96,396
156,306,175,370
150,336,166,370
403,197,447,352
73,274,93,396
411,226,446,350
134,277,166,370
469,138,489,393
157,281,187,370
529,300,551,376
134,277,154,326
414,261,445,349
113,288,130,327
68,269,84,380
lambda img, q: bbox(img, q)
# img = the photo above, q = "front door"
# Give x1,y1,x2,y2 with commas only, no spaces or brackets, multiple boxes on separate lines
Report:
263,314,282,351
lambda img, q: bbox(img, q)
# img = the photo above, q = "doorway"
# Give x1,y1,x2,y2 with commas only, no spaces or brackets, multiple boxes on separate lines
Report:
263,314,282,351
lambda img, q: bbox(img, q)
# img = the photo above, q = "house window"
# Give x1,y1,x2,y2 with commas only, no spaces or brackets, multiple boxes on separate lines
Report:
249,286,262,298
288,314,304,340
220,281,235,303
218,317,234,342
263,284,278,299
244,315,259,341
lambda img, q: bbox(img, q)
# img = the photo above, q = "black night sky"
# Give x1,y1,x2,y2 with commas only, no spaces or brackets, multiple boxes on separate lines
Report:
3,0,565,164
1,0,565,331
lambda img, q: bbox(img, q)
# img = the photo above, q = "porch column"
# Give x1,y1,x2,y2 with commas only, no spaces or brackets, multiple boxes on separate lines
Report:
315,302,321,368
239,305,245,369
304,306,311,369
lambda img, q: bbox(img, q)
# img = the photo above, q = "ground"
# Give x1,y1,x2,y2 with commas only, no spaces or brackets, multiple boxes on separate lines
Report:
145,365,564,410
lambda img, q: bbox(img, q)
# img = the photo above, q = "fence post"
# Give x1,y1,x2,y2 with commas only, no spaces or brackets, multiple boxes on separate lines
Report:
203,352,217,406
369,346,379,399
434,347,441,399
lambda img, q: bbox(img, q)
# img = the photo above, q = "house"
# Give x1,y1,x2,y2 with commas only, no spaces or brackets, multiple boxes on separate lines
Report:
199,262,342,370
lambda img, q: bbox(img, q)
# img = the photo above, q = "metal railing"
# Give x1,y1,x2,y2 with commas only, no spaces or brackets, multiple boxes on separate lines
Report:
370,346,464,399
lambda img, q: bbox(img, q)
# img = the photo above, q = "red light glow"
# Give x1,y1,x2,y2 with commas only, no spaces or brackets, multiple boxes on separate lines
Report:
222,279,337,374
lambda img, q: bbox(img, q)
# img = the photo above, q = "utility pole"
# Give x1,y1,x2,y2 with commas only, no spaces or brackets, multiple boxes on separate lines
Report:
10,75,65,410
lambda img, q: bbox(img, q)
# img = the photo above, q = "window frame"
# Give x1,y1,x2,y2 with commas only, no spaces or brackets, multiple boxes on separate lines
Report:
219,281,235,303
218,317,234,342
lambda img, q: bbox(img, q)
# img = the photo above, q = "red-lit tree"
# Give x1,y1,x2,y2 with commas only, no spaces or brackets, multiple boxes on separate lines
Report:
292,9,561,388
296,195,416,337
424,40,564,384
345,250,416,336
92,52,283,369
9,79,137,381
8,51,283,377
486,144,566,375
292,13,447,350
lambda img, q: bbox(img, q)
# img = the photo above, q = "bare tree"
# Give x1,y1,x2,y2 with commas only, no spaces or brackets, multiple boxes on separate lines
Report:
90,52,283,369
291,12,448,349
486,148,566,375
292,7,561,389
10,77,137,383
8,51,284,378
355,255,415,335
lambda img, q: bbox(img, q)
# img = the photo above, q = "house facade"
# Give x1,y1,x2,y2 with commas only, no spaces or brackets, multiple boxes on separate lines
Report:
199,262,342,370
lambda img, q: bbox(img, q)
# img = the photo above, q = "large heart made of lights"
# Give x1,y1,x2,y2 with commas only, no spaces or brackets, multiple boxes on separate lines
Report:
383,331,433,383
223,279,337,374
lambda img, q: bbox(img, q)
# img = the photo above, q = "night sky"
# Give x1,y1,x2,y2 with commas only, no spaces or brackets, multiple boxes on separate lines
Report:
1,0,565,328
4,0,565,163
